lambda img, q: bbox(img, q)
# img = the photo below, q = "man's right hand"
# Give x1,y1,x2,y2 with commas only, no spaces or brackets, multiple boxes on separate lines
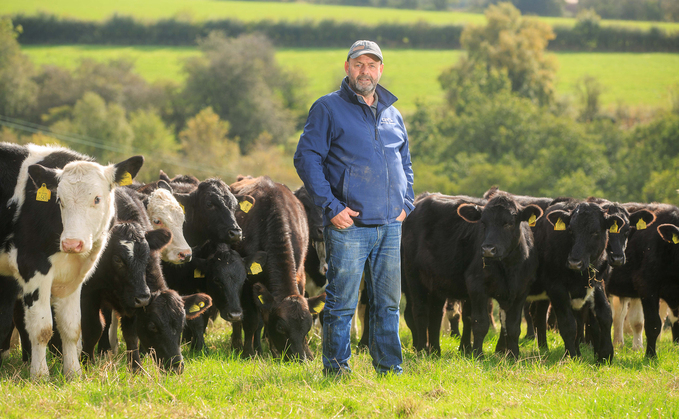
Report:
331,207,360,229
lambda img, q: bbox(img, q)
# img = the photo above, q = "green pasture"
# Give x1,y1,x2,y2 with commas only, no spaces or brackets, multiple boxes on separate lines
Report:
3,0,679,33
22,46,679,114
0,318,678,417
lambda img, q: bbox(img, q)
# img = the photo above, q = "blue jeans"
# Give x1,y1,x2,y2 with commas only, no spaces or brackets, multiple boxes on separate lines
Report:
322,222,403,374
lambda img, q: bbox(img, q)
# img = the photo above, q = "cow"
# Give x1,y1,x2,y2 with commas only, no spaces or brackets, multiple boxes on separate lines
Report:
0,142,143,379
229,176,325,360
163,241,264,352
137,175,250,247
402,192,543,358
529,200,624,363
293,186,326,296
607,203,679,358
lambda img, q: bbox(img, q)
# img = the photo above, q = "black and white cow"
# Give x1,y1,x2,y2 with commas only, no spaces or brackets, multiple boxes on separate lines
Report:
0,142,143,378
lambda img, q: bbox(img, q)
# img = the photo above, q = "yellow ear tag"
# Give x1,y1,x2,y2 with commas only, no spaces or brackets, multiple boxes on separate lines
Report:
179,203,185,214
36,184,51,202
194,269,205,278
118,172,133,186
199,301,205,308
188,304,200,313
258,295,265,305
673,234,679,245
528,214,537,227
250,262,262,275
315,301,325,312
636,218,647,230
240,200,253,213
609,220,619,234
554,218,566,231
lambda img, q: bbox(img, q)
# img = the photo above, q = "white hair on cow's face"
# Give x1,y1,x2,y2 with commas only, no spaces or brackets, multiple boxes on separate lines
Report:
120,240,135,259
57,160,118,255
147,188,191,263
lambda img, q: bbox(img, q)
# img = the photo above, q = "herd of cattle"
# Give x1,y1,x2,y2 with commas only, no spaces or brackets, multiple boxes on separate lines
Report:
0,142,677,380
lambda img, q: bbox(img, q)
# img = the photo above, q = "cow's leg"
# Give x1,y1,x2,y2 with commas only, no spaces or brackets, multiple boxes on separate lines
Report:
641,295,662,358
667,306,679,344
426,294,445,356
612,296,628,347
459,299,472,353
500,301,525,359
591,285,613,363
120,315,141,371
13,301,30,362
548,289,579,358
231,321,243,352
407,278,431,353
523,302,535,340
627,298,644,351
97,307,113,354
22,277,54,379
469,291,490,359
0,276,20,366
80,296,104,363
532,300,550,349
52,285,83,378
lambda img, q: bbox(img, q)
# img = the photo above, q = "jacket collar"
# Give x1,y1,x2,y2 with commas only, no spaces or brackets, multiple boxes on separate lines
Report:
339,77,398,112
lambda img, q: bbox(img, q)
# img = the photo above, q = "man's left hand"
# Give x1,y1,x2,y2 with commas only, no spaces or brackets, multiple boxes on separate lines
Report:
396,209,406,222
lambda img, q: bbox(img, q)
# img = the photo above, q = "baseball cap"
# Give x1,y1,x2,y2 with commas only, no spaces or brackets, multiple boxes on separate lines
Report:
347,40,383,62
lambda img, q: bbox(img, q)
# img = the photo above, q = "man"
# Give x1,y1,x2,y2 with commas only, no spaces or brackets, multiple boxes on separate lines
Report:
294,40,415,376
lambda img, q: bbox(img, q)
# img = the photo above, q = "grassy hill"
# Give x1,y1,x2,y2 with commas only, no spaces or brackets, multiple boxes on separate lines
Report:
3,0,679,33
23,45,679,114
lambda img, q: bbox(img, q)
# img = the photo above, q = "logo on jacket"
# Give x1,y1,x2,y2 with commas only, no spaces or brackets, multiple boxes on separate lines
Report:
381,117,396,124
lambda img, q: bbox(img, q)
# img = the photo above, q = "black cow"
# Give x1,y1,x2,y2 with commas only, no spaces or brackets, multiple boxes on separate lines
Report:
529,200,624,363
0,142,143,379
229,176,325,360
403,192,543,358
163,241,265,352
607,203,679,358
293,186,326,295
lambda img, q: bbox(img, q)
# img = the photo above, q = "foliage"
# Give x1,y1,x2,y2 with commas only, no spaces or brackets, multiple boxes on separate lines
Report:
181,32,302,153
577,0,677,22
470,0,565,17
0,18,37,117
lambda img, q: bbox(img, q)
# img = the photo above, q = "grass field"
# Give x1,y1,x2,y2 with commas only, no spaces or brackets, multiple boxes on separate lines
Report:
0,317,678,417
22,46,679,114
3,0,679,33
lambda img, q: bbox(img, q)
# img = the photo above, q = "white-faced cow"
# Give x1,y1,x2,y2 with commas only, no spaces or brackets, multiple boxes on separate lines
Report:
0,142,143,378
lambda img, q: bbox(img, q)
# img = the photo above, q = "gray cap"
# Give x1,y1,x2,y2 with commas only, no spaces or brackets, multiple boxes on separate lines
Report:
347,40,383,62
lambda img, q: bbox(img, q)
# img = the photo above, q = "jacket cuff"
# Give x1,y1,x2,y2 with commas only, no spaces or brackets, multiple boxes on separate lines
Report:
325,199,346,222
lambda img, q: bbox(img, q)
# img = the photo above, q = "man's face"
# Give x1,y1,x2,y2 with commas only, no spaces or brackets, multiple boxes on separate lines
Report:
344,54,383,97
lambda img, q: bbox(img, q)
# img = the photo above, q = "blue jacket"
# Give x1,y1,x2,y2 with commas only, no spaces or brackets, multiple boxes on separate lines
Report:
294,77,415,226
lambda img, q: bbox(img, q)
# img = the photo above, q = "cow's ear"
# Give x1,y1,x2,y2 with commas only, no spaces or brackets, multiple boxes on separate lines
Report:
157,180,173,194
308,292,326,315
457,203,483,223
657,223,679,245
604,214,626,234
146,228,172,252
174,191,195,210
629,209,656,231
27,164,60,192
159,170,172,183
108,155,144,187
236,194,256,214
519,204,543,227
253,282,274,320
246,251,267,275
182,293,212,320
192,257,209,275
546,210,570,231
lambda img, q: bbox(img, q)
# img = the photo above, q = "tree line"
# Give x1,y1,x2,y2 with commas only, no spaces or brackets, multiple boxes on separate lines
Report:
10,11,679,52
1,3,678,205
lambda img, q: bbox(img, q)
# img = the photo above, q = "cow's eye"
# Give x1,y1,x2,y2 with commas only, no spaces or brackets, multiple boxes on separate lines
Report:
94,196,101,205
153,219,162,226
276,322,286,334
112,255,124,266
148,322,158,333
206,201,214,208
504,223,513,229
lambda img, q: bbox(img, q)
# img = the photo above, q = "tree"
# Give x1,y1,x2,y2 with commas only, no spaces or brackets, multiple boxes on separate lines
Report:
129,108,182,182
0,18,37,117
181,32,306,154
454,2,558,106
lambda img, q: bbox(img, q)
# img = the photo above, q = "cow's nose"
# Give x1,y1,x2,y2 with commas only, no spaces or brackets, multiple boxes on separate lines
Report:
228,229,242,243
568,259,584,271
226,311,243,322
62,239,84,253
135,294,151,308
481,245,497,258
610,254,625,266
178,251,192,262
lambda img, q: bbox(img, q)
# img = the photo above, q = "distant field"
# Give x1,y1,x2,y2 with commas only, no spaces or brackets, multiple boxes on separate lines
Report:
3,0,679,33
23,46,679,114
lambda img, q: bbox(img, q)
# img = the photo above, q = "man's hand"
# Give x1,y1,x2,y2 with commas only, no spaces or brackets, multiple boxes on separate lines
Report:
331,207,360,229
396,209,406,222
